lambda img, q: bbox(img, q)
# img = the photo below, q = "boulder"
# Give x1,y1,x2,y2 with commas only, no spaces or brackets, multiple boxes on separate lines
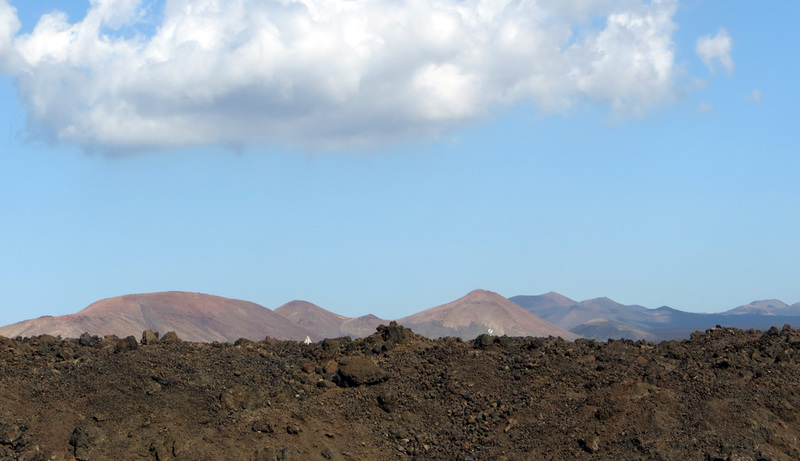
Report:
141,330,160,345
334,357,387,387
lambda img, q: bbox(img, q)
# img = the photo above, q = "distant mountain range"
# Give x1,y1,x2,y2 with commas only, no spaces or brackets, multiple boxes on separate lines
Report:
510,293,800,342
0,290,798,343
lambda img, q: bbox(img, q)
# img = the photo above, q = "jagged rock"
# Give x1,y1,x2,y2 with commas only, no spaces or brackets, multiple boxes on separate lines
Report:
160,331,181,344
378,321,408,345
334,357,387,387
141,330,160,345
579,435,600,453
321,338,342,351
0,422,21,444
252,419,274,433
78,333,99,347
97,335,119,351
149,439,173,461
473,334,493,349
377,391,399,413
254,447,278,461
69,423,99,461
114,335,138,353
234,338,255,347
286,424,302,435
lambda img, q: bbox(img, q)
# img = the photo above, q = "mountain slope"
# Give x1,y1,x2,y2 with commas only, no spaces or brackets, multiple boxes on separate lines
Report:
340,314,390,338
0,291,315,342
397,289,579,340
723,299,800,316
274,301,388,339
570,319,656,342
509,292,576,314
274,300,350,339
512,294,653,330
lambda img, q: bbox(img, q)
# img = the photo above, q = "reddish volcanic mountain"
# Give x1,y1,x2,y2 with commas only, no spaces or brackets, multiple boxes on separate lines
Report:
397,289,579,341
0,291,315,342
274,301,389,339
340,314,390,338
274,300,348,340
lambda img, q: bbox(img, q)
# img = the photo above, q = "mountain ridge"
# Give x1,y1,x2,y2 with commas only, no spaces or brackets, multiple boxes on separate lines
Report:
396,289,579,341
274,300,388,339
512,293,800,342
0,291,317,343
2,290,799,343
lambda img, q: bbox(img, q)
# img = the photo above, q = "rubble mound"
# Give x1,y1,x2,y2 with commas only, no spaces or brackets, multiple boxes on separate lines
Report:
2,324,800,460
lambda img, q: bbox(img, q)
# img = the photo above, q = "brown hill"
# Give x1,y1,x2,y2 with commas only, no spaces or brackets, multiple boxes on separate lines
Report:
0,291,315,342
274,301,389,339
274,300,350,339
397,289,579,340
340,314,390,338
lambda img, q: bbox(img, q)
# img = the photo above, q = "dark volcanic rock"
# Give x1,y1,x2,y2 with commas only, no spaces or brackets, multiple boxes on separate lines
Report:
160,331,181,343
251,419,275,434
1,326,800,460
69,422,99,461
141,329,160,345
334,357,387,387
0,421,21,445
378,321,408,345
78,332,99,347
114,335,138,352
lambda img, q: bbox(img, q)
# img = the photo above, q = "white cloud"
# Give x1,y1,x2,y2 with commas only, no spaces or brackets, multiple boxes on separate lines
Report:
696,27,733,75
87,0,143,29
747,89,762,104
0,0,20,72
1,0,683,153
697,102,713,114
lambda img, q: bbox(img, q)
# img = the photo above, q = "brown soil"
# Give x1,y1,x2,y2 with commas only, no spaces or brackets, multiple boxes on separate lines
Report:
1,323,800,460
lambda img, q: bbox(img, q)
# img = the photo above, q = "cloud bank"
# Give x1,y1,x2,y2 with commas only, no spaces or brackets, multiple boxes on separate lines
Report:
0,0,683,153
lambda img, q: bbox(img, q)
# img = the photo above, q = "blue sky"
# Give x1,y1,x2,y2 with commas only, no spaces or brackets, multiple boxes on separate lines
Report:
1,0,798,326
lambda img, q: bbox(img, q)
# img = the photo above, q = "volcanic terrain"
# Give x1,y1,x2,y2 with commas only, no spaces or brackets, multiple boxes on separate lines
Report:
1,323,800,460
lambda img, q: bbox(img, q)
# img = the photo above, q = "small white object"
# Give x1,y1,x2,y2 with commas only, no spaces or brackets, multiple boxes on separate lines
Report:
488,329,494,335
303,336,312,344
